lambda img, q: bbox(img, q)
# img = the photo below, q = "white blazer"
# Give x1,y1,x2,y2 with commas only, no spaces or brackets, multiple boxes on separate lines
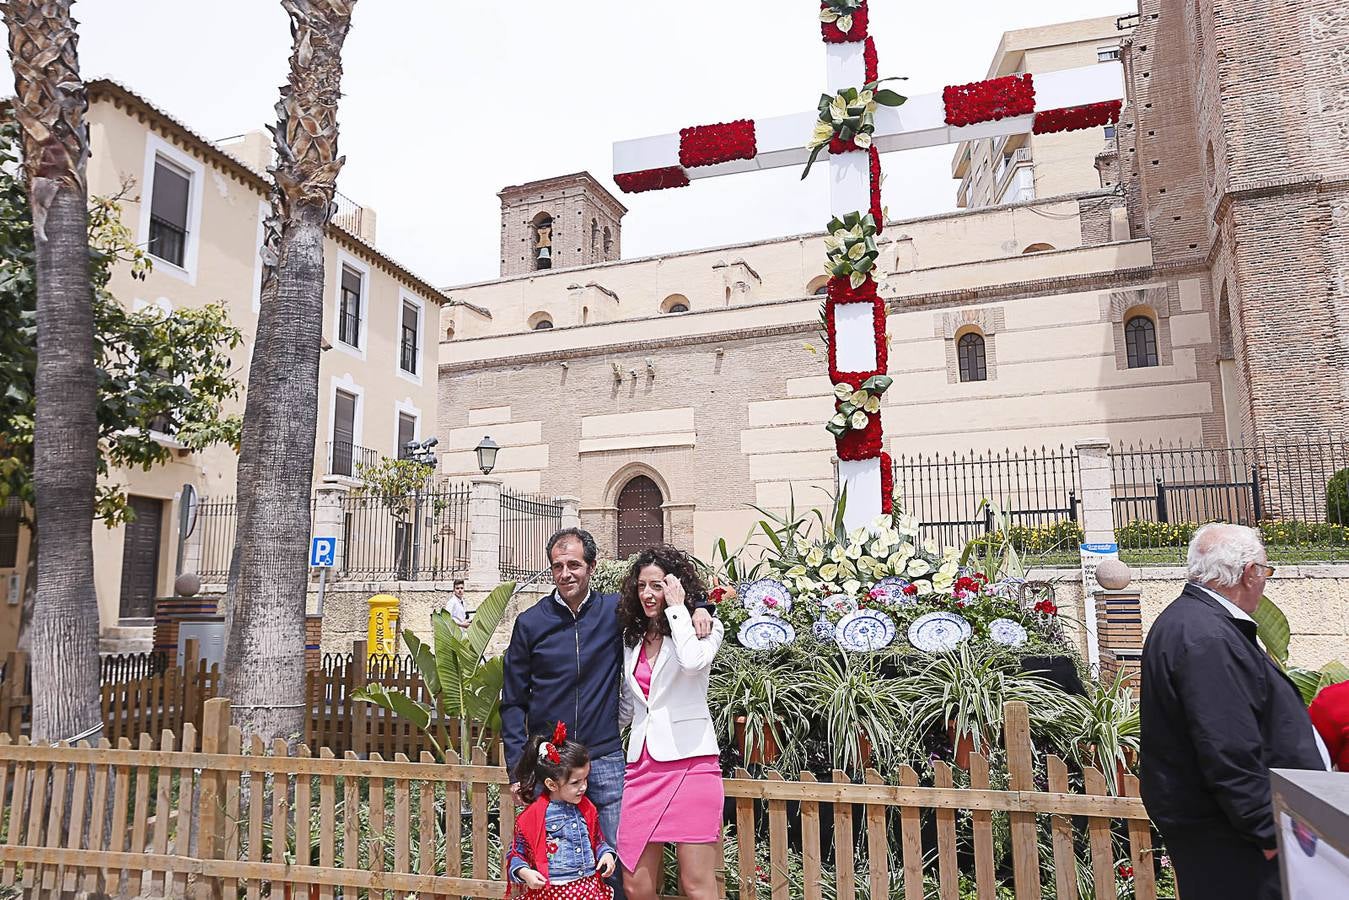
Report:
618,605,724,763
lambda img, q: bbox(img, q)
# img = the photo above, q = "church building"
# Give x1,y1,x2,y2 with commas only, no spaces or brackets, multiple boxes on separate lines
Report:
436,0,1349,561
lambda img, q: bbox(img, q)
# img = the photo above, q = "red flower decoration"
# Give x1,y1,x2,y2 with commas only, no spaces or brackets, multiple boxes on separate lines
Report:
679,120,757,168
943,74,1035,127
820,1,868,43
828,134,863,155
547,840,560,855
614,166,690,194
824,276,888,384
902,584,919,596
880,451,894,514
863,37,878,84
709,586,727,604
1032,100,1123,135
1118,864,1134,879
1034,599,1059,616
545,743,561,764
551,721,567,745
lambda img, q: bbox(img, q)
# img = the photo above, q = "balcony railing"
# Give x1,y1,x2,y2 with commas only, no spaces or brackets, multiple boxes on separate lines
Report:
326,440,380,478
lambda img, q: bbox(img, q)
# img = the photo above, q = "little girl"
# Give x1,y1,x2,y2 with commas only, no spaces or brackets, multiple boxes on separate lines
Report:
505,722,617,899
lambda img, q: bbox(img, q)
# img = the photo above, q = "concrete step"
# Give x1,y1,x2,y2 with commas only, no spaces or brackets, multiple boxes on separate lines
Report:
100,624,154,656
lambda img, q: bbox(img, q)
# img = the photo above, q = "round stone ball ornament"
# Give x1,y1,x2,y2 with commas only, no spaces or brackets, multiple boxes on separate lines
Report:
1094,558,1132,591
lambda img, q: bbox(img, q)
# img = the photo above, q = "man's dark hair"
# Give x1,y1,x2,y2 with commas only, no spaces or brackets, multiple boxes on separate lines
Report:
453,578,465,588
547,527,598,566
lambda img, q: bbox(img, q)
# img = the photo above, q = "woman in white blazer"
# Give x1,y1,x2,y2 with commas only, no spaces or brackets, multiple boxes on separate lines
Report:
614,546,724,900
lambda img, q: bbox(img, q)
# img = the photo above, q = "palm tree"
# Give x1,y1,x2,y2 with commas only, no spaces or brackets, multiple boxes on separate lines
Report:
3,0,102,743
223,0,358,741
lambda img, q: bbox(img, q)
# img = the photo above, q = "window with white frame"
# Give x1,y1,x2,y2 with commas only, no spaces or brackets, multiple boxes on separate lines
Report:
338,265,363,348
399,298,421,375
148,158,191,267
397,411,417,459
1097,46,1121,62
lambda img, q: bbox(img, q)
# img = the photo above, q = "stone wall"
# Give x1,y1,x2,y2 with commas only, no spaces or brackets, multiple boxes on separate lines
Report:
1043,564,1349,670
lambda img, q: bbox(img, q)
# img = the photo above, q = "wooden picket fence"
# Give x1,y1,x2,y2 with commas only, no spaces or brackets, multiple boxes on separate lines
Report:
0,698,1161,900
0,646,221,746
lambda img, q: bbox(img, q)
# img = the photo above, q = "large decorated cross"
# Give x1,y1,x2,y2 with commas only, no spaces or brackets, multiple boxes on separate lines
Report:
613,0,1124,533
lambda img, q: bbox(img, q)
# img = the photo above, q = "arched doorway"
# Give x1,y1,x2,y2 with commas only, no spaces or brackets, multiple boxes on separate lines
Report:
616,475,664,558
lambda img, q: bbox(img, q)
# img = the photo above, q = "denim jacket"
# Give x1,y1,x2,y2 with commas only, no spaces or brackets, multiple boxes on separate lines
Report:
508,799,615,885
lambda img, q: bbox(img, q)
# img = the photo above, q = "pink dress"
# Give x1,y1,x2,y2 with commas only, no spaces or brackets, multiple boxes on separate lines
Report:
616,644,723,871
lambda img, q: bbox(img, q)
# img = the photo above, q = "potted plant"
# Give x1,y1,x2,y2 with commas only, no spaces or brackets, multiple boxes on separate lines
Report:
899,644,1077,769
803,652,909,772
709,650,808,771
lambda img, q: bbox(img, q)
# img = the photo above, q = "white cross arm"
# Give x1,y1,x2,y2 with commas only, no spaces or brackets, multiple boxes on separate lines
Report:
612,61,1123,184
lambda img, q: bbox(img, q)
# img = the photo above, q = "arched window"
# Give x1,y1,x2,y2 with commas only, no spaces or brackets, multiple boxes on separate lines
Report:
1021,242,1055,254
660,294,690,314
807,274,830,296
602,226,613,259
444,324,456,340
531,213,553,270
1125,315,1159,368
957,332,987,382
616,475,664,557
528,312,554,331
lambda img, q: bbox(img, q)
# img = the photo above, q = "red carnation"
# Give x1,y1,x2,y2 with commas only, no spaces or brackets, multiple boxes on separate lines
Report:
943,74,1035,127
614,166,690,194
1033,100,1123,135
709,586,727,604
902,584,919,596
1118,864,1134,879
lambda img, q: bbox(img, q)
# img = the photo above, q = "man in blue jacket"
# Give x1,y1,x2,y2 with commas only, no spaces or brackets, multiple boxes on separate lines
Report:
501,527,715,898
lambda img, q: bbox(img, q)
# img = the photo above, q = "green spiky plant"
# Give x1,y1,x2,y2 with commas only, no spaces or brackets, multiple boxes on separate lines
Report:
1252,594,1349,703
353,581,515,761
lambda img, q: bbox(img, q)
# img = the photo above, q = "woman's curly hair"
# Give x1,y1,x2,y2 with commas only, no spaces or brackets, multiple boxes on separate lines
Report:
618,545,708,648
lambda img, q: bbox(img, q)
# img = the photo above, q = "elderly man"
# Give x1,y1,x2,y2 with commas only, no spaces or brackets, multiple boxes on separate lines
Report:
1141,523,1330,900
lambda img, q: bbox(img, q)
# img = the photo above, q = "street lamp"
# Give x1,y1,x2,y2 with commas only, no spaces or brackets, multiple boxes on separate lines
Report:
405,436,438,467
475,435,499,475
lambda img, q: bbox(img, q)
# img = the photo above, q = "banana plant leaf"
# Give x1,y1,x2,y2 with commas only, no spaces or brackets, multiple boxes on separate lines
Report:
351,682,432,732
1253,595,1291,665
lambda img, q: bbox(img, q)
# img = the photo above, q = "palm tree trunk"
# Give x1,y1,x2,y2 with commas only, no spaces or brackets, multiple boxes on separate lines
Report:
4,0,102,744
223,0,357,742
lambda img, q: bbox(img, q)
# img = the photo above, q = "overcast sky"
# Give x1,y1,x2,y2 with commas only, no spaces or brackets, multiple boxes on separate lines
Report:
65,0,1129,287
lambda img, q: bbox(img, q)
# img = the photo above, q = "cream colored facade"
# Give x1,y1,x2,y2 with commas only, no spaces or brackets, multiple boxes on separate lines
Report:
952,15,1129,209
0,80,446,655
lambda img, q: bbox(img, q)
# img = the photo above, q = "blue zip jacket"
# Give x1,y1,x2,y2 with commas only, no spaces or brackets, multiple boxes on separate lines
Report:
500,589,715,774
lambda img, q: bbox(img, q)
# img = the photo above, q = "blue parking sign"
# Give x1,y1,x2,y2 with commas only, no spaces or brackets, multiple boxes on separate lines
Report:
310,537,337,568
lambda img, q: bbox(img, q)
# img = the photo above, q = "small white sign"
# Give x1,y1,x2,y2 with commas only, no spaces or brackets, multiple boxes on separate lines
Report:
1079,542,1119,674
310,537,337,569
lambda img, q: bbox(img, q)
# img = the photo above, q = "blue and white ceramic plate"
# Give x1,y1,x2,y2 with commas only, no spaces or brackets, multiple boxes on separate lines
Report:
822,593,858,616
835,609,897,652
907,611,973,653
870,576,913,607
988,617,1029,647
811,618,838,642
738,615,796,650
739,579,793,617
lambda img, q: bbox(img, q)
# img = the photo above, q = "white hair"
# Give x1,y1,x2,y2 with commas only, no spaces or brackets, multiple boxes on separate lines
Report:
1185,523,1265,587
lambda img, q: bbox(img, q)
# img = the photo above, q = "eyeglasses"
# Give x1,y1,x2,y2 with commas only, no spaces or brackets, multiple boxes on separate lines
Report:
1251,563,1275,577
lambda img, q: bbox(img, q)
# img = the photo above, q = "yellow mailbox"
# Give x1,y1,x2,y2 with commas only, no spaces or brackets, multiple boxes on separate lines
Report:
366,594,401,662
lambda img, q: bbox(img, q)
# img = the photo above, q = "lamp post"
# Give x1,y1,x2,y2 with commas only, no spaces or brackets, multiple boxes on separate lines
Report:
405,437,438,579
474,435,499,475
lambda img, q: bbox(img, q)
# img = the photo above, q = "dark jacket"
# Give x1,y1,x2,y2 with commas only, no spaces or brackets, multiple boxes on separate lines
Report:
1140,584,1325,849
500,589,716,774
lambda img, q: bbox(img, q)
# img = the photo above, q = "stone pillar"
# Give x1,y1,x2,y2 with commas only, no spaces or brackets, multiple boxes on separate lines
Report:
468,476,503,587
1074,440,1116,545
554,496,582,532
662,502,696,552
314,480,350,570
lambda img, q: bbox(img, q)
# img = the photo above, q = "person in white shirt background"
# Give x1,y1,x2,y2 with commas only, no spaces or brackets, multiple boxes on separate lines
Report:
446,578,471,630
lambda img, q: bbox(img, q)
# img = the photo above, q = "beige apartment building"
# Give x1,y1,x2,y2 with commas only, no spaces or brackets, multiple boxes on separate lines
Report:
438,0,1349,562
953,16,1129,209
0,80,446,655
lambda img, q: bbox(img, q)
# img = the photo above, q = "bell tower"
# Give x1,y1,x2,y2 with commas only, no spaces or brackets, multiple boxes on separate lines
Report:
497,172,627,277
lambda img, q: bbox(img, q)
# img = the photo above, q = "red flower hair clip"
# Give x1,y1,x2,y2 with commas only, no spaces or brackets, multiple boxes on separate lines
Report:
551,721,567,745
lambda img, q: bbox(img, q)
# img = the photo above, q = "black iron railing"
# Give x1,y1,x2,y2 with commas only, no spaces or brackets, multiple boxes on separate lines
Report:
340,485,471,581
499,489,562,580
1112,440,1349,562
327,440,380,478
890,445,1082,563
148,215,186,267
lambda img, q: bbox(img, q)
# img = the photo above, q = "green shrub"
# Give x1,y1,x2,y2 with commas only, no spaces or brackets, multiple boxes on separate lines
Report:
967,519,1085,557
1327,468,1349,525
